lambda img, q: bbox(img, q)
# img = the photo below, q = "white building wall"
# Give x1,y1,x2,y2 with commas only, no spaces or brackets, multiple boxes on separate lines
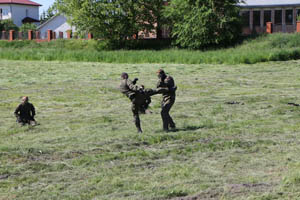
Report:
11,4,39,27
38,15,76,39
0,5,12,20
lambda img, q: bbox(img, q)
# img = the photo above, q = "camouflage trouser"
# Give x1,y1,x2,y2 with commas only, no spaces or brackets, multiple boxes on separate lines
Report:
131,93,146,131
17,117,36,126
130,89,157,131
161,96,176,131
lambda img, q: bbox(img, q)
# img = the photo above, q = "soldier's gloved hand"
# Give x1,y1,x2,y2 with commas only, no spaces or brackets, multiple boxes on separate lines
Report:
132,78,138,84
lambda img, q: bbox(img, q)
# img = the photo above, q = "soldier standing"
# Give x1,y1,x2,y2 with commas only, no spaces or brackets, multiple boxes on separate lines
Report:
156,69,177,132
14,96,37,126
119,72,155,133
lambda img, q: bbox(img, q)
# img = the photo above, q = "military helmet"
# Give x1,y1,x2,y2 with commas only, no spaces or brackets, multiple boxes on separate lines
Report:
121,72,128,79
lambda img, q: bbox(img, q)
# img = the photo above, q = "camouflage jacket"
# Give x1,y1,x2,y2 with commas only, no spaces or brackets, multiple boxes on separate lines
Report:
157,75,176,101
120,79,141,100
14,103,35,120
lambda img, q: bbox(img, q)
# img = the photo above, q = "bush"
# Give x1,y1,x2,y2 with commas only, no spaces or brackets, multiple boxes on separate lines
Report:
0,33,300,64
0,19,19,31
164,0,241,49
19,23,37,32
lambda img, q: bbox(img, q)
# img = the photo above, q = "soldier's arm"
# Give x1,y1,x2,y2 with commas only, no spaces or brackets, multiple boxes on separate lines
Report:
165,77,177,92
31,104,36,117
155,87,169,94
14,105,20,117
157,79,164,88
127,79,142,92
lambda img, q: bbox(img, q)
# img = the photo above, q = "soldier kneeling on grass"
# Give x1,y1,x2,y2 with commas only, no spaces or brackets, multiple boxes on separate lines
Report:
14,96,37,126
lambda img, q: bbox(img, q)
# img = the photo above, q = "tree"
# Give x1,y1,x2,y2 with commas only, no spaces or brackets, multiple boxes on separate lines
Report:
19,23,37,32
139,0,169,39
164,0,242,49
0,19,19,32
55,0,166,47
40,4,58,24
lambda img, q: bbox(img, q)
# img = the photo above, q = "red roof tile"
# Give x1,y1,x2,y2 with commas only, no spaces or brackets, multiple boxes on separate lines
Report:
0,0,41,6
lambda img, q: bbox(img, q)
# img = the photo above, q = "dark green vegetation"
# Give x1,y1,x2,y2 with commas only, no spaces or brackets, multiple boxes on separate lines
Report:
56,0,167,45
1,33,300,64
165,0,241,49
1,60,300,199
55,0,241,49
0,19,19,32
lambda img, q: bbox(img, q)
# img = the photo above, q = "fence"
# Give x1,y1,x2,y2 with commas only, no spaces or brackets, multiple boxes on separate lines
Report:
0,30,93,42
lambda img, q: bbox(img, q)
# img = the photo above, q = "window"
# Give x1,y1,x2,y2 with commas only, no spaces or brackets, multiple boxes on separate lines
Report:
264,10,271,26
253,10,261,26
275,10,282,25
286,9,293,24
240,11,250,27
0,8,2,19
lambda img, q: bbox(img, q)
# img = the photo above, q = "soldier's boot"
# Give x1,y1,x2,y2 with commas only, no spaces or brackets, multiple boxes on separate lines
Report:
135,116,143,133
169,120,176,130
162,120,169,132
30,120,37,126
137,128,143,133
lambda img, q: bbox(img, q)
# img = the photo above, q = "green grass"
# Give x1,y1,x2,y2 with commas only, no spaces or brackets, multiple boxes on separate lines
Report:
1,60,300,199
1,33,300,64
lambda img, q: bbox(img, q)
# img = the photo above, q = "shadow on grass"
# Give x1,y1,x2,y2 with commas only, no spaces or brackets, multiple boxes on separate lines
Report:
154,125,205,133
176,125,205,132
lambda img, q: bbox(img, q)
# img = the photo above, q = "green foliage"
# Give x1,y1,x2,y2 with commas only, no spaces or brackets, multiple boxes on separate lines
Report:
40,4,58,24
1,33,300,64
19,23,37,32
0,19,19,31
165,0,242,49
55,0,166,47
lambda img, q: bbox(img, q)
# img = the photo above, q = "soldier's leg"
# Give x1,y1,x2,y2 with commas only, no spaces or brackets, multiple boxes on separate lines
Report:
161,99,176,131
161,102,171,131
140,94,152,113
132,103,142,133
16,117,26,126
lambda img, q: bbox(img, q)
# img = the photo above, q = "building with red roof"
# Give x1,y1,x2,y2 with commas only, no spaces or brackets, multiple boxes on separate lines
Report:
0,0,41,27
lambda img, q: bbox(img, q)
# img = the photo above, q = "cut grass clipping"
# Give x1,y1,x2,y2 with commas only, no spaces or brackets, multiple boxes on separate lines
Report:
1,60,300,199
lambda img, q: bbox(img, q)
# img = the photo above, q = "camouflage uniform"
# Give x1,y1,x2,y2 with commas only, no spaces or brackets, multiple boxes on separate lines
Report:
120,78,156,132
157,73,176,131
14,102,36,125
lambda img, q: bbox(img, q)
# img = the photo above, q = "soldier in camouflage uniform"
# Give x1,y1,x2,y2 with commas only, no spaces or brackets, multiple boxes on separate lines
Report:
119,72,158,133
14,96,37,126
156,69,177,132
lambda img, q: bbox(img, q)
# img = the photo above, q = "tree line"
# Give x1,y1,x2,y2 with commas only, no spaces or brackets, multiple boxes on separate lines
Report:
0,20,37,33
54,0,242,49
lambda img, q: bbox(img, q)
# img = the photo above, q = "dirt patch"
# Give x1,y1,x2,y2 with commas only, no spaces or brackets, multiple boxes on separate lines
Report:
0,174,9,180
172,188,223,200
225,101,244,105
228,183,271,194
172,183,272,200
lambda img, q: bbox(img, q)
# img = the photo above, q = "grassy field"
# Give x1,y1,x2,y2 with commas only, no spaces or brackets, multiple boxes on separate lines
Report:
1,33,300,64
1,60,300,199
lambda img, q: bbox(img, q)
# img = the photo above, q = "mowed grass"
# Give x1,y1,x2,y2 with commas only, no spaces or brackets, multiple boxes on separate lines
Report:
1,60,300,199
